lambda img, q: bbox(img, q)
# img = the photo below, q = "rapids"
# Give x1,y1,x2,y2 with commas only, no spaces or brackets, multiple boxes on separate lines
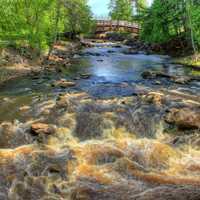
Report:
0,42,200,200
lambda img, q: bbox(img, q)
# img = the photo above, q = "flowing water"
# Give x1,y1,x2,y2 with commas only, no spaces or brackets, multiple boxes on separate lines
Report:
0,42,200,200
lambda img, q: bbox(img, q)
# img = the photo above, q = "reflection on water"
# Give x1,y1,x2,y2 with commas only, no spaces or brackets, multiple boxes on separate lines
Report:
72,46,165,83
70,45,196,84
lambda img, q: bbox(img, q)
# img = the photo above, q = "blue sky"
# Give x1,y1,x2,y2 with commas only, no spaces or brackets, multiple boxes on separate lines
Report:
88,0,153,17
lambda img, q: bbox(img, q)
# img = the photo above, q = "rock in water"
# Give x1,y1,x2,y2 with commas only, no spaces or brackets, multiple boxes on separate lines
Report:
80,73,91,79
31,123,56,135
52,80,76,88
165,108,200,130
171,76,192,84
141,71,156,79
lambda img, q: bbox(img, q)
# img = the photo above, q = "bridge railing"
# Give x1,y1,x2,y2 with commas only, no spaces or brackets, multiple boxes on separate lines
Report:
96,20,139,29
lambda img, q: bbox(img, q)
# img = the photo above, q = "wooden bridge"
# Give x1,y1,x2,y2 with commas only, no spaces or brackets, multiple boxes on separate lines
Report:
95,20,140,35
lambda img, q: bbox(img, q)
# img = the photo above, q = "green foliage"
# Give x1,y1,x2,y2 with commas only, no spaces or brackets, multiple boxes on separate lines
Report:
190,2,200,47
0,0,93,53
136,0,148,15
109,0,133,21
140,0,200,53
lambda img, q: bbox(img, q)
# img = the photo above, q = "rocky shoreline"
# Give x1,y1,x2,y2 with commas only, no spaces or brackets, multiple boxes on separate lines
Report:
0,41,82,86
0,41,200,200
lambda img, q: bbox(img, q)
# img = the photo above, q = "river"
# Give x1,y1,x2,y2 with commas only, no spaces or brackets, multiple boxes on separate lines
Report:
0,42,200,200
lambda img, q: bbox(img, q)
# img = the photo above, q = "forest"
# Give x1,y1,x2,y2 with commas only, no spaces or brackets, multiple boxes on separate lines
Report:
1,0,200,60
0,0,93,54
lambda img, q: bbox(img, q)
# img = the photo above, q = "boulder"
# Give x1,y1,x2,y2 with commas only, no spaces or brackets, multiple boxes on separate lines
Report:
143,92,164,106
52,80,76,88
19,105,30,112
165,108,200,130
141,71,156,79
31,123,56,135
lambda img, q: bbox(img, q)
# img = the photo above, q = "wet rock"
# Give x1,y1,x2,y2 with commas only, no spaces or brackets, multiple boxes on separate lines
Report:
19,105,31,112
82,52,102,57
143,92,165,106
155,71,171,78
80,73,91,79
165,108,200,130
123,49,139,55
31,75,40,80
171,76,192,84
107,50,115,53
31,123,56,135
141,71,156,79
97,59,104,62
113,45,122,48
142,70,175,80
52,80,76,88
155,80,161,85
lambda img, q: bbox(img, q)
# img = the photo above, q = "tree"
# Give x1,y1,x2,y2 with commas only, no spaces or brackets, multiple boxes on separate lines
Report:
140,0,200,53
134,0,148,15
64,0,93,38
109,0,133,21
0,0,93,54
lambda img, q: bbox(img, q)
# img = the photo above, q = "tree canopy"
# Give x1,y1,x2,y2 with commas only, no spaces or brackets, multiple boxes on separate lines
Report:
109,0,133,21
140,0,200,53
0,0,93,53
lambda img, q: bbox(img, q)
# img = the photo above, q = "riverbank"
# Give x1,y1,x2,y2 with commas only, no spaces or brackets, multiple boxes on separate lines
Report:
0,41,81,85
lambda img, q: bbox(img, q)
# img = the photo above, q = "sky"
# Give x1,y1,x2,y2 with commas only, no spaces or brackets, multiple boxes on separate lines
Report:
88,0,153,17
